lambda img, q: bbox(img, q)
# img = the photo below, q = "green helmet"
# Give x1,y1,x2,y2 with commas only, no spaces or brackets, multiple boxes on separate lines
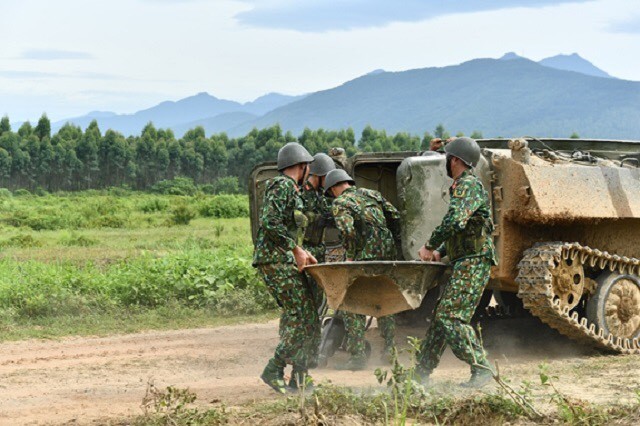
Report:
444,137,481,167
309,153,336,176
277,142,314,171
324,169,355,194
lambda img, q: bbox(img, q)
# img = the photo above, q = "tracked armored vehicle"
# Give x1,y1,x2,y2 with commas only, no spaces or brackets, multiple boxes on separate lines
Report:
249,138,640,354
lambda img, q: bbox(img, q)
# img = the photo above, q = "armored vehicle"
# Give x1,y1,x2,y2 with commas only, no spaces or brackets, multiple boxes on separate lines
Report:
249,138,640,354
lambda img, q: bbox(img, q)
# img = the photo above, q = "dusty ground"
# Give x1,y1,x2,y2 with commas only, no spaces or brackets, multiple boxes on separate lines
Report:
0,316,638,425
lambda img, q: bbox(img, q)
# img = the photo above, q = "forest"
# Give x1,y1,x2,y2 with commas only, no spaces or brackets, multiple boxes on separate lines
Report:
0,114,479,193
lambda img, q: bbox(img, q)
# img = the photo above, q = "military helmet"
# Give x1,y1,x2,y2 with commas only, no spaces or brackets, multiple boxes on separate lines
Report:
444,137,481,167
309,153,336,176
277,142,314,171
324,169,355,193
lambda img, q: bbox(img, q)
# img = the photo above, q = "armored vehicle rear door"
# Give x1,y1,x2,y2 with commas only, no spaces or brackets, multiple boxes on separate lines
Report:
396,153,492,261
396,154,450,260
248,162,278,243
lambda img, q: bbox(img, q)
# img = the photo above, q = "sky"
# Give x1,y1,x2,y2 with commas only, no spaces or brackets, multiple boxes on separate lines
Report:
1,0,639,122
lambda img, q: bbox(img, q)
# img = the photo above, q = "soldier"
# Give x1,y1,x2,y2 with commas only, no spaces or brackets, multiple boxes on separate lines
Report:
416,137,497,388
301,153,336,307
253,142,321,394
324,169,401,371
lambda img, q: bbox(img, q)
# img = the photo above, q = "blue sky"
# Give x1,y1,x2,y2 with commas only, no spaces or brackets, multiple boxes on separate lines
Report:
1,0,639,122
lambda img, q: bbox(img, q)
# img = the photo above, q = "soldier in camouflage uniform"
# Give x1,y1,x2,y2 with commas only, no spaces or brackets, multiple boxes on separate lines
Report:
416,137,497,388
279,153,336,366
301,153,336,307
253,142,320,394
324,169,402,370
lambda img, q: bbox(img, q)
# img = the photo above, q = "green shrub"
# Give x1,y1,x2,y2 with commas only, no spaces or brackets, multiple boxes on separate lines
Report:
13,189,32,197
34,186,48,196
91,214,128,228
152,177,197,196
198,195,249,218
0,188,12,198
212,176,240,194
200,184,215,195
139,198,169,213
171,205,196,225
0,234,42,248
23,214,67,231
59,233,99,247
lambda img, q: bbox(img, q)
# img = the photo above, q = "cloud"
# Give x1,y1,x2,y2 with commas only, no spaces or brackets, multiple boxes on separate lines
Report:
20,49,94,60
0,70,124,80
0,70,62,79
235,0,594,32
607,16,640,33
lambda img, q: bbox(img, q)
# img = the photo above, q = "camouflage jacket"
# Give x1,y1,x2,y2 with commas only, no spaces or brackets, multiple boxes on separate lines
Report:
300,182,332,259
332,187,401,261
252,175,305,266
426,170,496,264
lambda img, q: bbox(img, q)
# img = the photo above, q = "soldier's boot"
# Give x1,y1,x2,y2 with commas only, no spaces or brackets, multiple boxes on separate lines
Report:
260,358,286,394
415,366,433,387
287,367,314,392
334,356,367,371
460,367,494,389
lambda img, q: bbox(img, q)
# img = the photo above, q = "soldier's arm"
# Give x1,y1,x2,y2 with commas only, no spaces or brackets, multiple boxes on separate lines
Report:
426,179,485,249
261,182,297,252
381,197,401,241
332,200,357,260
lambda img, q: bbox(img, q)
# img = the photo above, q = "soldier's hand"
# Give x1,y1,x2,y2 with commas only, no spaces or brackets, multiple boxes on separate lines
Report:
306,251,318,266
346,258,353,262
418,246,434,261
433,250,442,262
293,246,308,272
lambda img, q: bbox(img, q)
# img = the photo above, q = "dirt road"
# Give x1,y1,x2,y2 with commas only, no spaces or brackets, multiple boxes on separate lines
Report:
0,317,638,425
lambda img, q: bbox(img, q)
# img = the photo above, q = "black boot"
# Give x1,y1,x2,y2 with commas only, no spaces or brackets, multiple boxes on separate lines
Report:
460,367,494,389
260,358,286,394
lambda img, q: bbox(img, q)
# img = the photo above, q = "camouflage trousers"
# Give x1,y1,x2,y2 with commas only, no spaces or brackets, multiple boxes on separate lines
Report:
277,245,325,359
259,264,320,370
305,244,326,310
417,256,491,374
343,312,395,359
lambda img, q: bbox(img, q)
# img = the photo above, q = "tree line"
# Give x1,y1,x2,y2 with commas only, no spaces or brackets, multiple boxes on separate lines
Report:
0,114,480,192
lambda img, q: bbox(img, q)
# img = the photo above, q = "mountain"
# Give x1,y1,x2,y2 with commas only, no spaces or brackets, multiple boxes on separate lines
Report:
242,93,306,116
172,111,258,137
538,53,612,79
52,92,301,136
229,57,640,139
499,52,526,61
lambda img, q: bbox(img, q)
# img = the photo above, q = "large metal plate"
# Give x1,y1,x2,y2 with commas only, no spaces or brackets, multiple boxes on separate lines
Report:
305,261,447,317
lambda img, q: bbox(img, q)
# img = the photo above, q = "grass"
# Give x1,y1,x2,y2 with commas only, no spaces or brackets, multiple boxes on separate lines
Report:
0,217,251,263
0,307,278,341
123,381,640,426
0,191,271,341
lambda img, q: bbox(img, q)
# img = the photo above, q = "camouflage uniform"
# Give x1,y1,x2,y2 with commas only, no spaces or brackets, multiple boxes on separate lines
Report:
300,182,332,304
253,175,320,374
332,186,401,361
417,169,497,375
277,181,332,361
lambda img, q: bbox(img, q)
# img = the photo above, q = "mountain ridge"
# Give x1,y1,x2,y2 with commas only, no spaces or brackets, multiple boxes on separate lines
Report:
43,52,636,139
